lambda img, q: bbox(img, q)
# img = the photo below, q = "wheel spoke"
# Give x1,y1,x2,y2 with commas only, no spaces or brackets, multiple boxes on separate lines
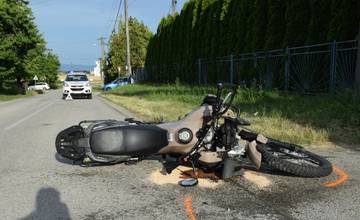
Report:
269,149,320,166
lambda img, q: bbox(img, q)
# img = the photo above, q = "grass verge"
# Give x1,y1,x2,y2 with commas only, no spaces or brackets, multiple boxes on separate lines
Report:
0,81,38,102
0,92,36,102
101,84,360,147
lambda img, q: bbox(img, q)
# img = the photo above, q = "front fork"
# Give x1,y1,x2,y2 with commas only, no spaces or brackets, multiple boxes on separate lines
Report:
227,131,267,170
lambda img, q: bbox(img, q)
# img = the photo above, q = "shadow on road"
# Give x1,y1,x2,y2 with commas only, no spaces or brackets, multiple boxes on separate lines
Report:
20,187,71,220
54,153,79,165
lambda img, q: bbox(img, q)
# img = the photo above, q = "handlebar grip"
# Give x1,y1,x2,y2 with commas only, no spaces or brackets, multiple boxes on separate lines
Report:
216,83,223,98
215,83,223,112
216,82,223,90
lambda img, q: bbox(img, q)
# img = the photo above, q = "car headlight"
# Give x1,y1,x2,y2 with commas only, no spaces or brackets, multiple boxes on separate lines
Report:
63,82,69,87
85,82,91,87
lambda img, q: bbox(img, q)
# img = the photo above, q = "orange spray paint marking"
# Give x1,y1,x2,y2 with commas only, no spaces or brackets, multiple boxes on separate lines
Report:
323,165,349,188
183,196,197,220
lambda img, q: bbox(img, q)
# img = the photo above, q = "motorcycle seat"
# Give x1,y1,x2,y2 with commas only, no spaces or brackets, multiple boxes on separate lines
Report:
90,124,168,156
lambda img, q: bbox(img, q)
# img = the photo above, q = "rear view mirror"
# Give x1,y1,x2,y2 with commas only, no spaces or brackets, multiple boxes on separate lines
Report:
179,178,198,187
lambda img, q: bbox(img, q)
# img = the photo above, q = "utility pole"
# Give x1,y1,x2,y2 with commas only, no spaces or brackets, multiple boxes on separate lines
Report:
124,0,132,76
171,0,177,15
97,37,106,81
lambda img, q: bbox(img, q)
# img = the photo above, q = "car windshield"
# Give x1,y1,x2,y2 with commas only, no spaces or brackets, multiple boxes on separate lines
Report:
66,75,88,81
115,78,127,83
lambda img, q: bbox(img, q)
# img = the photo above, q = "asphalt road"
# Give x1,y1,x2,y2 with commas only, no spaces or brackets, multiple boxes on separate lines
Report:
0,90,359,220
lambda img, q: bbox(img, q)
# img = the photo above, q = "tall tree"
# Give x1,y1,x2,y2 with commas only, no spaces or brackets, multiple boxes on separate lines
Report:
106,17,152,82
252,0,268,51
145,0,359,84
219,0,232,56
306,0,331,44
283,0,311,47
265,0,286,50
0,0,59,90
243,0,255,52
328,0,360,41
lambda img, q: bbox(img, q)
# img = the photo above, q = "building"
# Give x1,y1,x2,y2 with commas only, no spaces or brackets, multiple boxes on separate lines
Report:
68,70,90,75
92,59,101,77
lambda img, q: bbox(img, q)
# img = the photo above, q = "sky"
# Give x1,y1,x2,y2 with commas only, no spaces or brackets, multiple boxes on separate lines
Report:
29,0,187,68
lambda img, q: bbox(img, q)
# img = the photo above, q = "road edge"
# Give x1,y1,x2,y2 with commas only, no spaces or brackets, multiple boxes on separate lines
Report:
96,93,137,119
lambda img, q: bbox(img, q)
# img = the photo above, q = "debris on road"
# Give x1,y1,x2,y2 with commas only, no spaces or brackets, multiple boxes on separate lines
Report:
147,166,224,188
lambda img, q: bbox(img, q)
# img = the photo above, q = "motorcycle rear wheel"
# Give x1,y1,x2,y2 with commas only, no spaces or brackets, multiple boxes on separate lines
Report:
257,140,332,177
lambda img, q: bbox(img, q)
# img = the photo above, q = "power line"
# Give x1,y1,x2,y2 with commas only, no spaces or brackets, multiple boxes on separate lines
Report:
105,0,119,36
111,0,123,35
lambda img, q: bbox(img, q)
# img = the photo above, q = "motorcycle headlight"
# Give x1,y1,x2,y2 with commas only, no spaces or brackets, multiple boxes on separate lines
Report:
177,128,193,144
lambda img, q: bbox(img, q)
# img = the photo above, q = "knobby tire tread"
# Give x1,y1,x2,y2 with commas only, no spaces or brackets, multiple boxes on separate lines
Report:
257,142,332,177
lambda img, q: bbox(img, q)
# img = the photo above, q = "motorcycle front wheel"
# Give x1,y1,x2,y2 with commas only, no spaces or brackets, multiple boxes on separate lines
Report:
257,140,332,177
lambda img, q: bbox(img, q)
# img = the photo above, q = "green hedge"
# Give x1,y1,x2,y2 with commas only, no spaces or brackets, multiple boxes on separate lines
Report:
145,0,360,83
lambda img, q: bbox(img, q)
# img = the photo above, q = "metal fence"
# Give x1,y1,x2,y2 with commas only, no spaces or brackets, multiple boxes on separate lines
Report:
136,40,358,93
198,40,358,92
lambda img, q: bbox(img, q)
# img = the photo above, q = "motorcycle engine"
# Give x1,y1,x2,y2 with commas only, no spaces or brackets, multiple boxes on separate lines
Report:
218,123,237,150
216,121,246,157
203,127,215,150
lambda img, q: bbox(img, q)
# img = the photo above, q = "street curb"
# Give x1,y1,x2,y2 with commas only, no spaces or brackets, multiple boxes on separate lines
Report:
96,93,138,119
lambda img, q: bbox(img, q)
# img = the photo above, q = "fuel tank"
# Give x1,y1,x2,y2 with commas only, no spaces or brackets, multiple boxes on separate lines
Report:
157,104,212,154
90,124,168,156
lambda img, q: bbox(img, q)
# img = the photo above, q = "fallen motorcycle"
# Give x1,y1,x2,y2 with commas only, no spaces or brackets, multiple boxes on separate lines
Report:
56,83,332,181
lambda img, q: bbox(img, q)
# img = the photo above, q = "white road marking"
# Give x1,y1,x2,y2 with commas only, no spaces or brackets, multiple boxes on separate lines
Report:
4,102,53,131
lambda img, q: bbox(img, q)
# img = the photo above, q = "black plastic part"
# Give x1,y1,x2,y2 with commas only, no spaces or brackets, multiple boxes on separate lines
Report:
218,122,237,149
202,94,218,106
163,160,180,174
55,126,86,161
238,130,258,142
90,124,168,156
224,117,251,126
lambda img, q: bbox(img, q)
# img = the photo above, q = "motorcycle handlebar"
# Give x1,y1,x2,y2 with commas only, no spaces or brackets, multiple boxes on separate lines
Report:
215,83,223,112
214,84,237,116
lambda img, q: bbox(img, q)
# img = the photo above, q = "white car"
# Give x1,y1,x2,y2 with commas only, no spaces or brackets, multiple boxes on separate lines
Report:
28,82,50,91
62,73,92,99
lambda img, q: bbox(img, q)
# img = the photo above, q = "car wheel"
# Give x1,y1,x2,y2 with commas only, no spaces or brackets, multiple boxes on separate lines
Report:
88,94,92,99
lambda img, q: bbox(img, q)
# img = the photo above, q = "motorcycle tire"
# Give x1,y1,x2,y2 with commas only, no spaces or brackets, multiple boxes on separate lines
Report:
256,140,332,177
